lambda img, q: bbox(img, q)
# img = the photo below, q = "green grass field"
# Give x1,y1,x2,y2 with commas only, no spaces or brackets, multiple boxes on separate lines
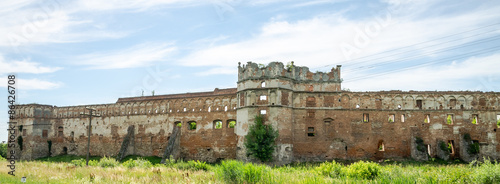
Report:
1,155,499,183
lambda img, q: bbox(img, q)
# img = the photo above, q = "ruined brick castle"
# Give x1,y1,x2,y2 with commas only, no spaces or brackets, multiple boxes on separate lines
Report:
11,62,500,164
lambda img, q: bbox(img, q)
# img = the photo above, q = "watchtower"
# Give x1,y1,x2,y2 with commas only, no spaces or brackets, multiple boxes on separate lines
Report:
235,61,342,164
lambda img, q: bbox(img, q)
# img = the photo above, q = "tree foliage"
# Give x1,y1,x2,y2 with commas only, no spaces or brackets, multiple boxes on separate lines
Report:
0,143,7,158
245,115,278,162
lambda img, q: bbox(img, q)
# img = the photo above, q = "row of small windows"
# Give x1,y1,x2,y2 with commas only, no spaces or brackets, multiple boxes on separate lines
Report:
361,113,497,125
175,120,237,131
46,106,237,118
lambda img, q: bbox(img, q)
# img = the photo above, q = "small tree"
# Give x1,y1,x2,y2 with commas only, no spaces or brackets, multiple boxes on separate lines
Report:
245,115,278,162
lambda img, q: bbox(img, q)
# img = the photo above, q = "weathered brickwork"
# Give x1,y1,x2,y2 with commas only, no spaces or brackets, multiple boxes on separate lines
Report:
12,62,500,164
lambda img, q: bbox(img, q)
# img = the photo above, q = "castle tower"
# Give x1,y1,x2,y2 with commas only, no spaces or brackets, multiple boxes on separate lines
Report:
235,61,342,164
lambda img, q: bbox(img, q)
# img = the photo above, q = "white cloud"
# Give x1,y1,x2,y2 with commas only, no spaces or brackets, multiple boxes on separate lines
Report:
0,1,131,48
343,53,500,91
73,0,203,12
178,1,500,75
0,55,62,74
196,66,236,76
74,43,177,69
0,77,62,90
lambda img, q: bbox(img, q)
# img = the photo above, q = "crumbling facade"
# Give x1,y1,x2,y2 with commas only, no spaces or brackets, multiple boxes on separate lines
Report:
11,62,500,164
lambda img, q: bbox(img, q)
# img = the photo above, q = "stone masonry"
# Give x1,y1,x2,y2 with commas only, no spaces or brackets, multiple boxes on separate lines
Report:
11,62,500,165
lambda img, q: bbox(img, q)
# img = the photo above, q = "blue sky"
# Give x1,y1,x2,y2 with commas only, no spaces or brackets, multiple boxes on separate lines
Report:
1,0,500,142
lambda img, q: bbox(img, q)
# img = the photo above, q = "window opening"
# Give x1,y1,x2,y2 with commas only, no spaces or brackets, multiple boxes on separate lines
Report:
378,140,385,151
214,120,222,129
228,120,236,128
416,100,422,109
472,114,478,124
388,114,395,123
447,114,454,125
425,114,430,123
188,121,197,130
401,114,405,123
307,127,315,137
363,113,369,123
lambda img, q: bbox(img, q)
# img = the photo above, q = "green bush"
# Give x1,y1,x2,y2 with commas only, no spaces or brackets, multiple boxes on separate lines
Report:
469,158,500,183
344,160,381,180
245,115,278,162
174,160,210,171
71,159,86,167
315,160,343,178
497,119,500,127
217,160,268,184
0,155,6,161
416,137,426,152
71,158,99,167
439,141,450,153
122,158,153,168
228,120,236,128
217,160,244,183
98,157,119,168
0,143,7,158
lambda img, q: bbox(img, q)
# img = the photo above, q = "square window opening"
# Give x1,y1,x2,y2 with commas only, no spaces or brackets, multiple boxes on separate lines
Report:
363,113,369,123
260,95,267,101
260,110,267,115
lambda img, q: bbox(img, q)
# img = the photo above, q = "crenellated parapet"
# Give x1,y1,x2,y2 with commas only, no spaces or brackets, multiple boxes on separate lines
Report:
237,61,342,83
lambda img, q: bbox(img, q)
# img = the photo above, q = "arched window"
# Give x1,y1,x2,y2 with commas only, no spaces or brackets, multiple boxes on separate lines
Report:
214,120,223,129
227,120,236,128
58,126,64,137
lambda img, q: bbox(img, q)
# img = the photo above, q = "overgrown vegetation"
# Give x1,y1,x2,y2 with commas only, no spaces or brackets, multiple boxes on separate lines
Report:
189,122,196,130
228,120,236,128
2,155,500,183
497,119,500,128
439,140,450,153
286,61,294,71
415,137,425,152
0,143,7,158
447,115,453,124
244,115,278,162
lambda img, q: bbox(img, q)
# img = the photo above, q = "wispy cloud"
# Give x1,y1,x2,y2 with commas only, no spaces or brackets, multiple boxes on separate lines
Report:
74,43,177,69
0,55,62,74
343,53,500,91
0,77,62,90
179,1,500,75
0,1,131,49
73,0,203,12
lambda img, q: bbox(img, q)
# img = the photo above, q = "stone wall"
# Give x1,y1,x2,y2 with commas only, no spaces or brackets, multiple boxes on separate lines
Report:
11,62,500,164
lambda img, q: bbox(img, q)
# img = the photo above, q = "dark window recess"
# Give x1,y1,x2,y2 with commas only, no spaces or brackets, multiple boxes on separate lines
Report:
450,99,457,107
307,127,315,137
416,100,422,109
42,130,48,138
363,113,369,123
306,97,316,107
58,126,64,137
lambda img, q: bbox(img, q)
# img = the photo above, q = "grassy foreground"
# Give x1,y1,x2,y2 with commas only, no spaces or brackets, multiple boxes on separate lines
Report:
0,156,499,183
